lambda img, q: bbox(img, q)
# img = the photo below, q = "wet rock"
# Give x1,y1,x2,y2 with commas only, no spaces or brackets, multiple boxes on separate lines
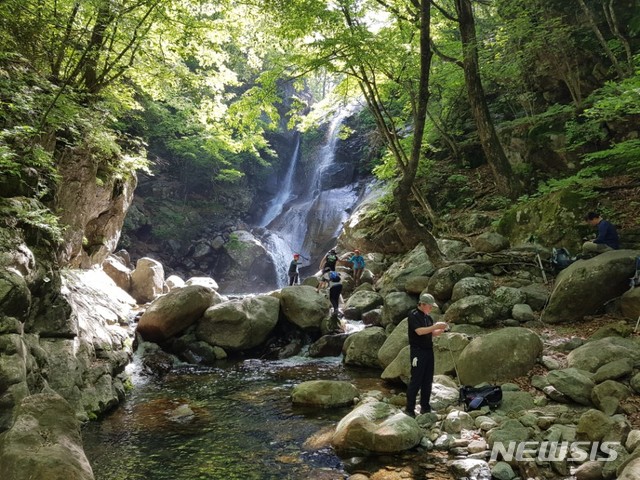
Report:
0,393,94,480
137,285,217,342
332,401,422,454
308,333,348,357
197,295,280,351
343,327,386,368
291,380,358,407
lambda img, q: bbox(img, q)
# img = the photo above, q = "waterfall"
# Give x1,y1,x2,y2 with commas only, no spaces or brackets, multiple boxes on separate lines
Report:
257,106,362,287
258,136,300,228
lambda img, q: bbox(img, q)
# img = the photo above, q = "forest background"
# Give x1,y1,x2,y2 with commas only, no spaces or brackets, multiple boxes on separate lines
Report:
1,0,639,272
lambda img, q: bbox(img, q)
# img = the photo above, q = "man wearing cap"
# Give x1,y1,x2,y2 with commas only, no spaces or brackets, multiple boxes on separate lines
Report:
405,293,448,417
288,253,303,286
348,249,365,286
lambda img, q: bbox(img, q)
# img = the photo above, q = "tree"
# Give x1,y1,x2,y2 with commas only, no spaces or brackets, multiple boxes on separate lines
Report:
452,0,519,198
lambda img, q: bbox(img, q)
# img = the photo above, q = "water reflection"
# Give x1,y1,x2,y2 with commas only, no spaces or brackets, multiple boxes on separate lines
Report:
84,357,364,479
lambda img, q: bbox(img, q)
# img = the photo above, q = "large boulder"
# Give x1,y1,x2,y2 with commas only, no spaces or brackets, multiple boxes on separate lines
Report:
344,290,384,320
567,337,640,373
381,292,416,327
101,255,131,292
620,287,640,320
451,277,492,302
427,264,476,302
433,333,470,376
291,380,358,407
457,328,543,385
473,232,510,253
375,244,436,296
136,285,217,342
378,319,408,368
543,250,640,323
196,295,280,351
381,345,410,384
220,230,278,293
0,393,94,480
492,286,527,318
279,286,330,331
331,401,422,454
444,295,500,327
546,368,595,405
380,333,470,383
130,257,164,304
343,327,387,368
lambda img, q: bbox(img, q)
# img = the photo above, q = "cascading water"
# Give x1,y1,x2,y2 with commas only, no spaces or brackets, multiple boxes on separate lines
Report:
259,106,362,286
259,137,301,228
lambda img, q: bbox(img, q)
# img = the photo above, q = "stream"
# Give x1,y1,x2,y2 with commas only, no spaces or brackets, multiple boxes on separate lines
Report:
83,352,454,480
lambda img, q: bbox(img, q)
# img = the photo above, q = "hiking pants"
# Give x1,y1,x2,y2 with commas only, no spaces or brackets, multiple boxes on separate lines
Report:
288,273,298,286
406,347,434,413
329,284,342,312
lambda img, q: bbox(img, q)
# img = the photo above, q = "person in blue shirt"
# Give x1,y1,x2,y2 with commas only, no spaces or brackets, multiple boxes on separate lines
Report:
348,249,365,286
582,212,620,255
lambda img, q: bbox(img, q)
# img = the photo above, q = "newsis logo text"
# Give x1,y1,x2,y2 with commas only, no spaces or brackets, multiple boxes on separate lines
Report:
490,441,620,462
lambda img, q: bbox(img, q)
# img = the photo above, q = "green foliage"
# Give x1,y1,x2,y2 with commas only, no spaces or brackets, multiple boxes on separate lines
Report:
225,233,246,252
0,198,64,244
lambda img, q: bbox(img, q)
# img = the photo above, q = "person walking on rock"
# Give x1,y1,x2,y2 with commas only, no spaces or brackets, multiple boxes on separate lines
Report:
405,293,448,418
319,248,339,272
317,267,343,331
348,249,365,286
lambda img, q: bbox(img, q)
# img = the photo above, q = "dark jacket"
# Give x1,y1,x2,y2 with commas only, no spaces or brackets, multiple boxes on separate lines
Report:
407,308,434,350
594,219,620,249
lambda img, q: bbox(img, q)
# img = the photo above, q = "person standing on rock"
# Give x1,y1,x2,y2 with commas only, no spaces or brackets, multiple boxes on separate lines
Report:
348,249,365,286
405,293,448,418
582,211,620,255
288,253,303,286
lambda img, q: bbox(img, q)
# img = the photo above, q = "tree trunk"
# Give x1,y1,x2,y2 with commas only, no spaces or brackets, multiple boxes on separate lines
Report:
394,0,444,267
454,0,518,198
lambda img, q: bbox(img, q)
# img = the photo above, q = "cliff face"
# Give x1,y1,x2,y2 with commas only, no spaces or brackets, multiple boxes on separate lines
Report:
54,145,137,269
0,139,137,478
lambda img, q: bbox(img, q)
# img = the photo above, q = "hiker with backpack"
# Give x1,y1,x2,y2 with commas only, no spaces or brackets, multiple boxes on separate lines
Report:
582,211,620,255
317,267,343,329
319,248,339,272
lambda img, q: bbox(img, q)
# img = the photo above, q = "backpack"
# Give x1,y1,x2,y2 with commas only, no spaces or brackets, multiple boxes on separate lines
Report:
459,385,503,411
551,247,573,272
329,271,341,282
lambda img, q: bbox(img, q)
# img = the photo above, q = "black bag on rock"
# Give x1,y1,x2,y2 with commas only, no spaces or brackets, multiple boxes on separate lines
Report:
459,385,503,411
